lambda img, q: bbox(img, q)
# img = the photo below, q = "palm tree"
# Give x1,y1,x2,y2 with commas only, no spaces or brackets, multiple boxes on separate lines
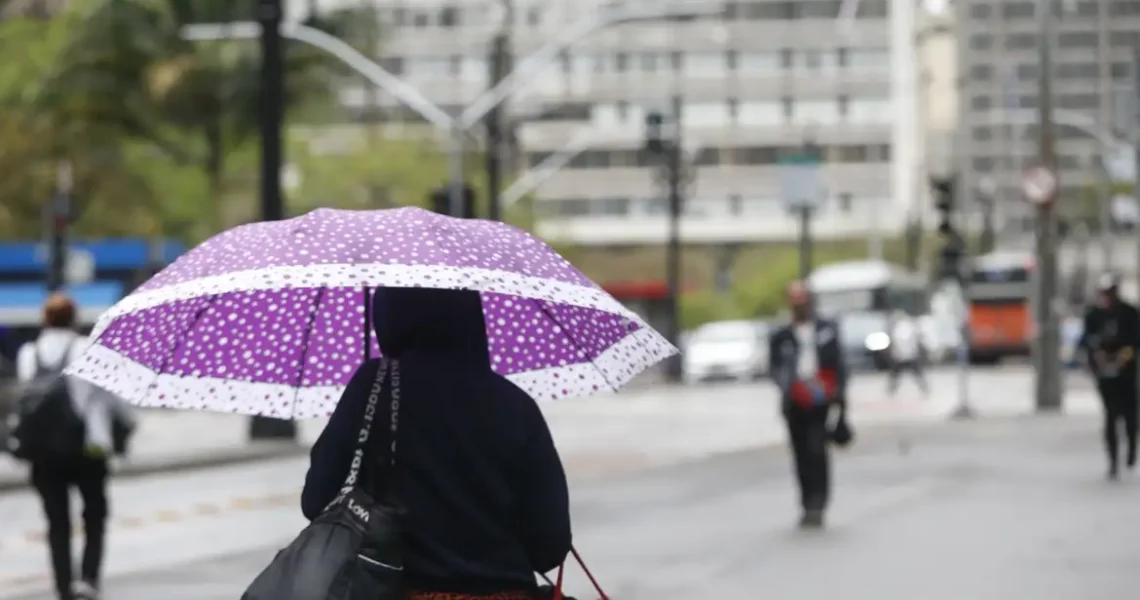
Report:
40,0,376,234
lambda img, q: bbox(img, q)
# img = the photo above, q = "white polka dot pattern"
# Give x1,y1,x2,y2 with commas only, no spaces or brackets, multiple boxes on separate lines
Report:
65,207,678,416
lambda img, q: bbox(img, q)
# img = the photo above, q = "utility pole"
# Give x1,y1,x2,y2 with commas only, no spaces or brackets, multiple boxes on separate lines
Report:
932,176,971,418
46,161,72,292
250,0,297,441
1033,0,1062,412
485,1,513,221
645,96,684,382
798,208,816,278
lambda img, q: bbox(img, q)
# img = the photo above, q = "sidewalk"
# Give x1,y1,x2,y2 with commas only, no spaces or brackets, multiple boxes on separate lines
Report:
0,366,1103,492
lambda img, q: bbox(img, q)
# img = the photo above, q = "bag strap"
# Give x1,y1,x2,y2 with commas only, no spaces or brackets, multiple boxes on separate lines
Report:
33,336,78,377
338,358,395,495
551,546,609,600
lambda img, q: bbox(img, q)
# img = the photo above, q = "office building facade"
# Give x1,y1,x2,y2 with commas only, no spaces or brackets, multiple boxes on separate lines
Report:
957,0,1140,231
302,0,920,245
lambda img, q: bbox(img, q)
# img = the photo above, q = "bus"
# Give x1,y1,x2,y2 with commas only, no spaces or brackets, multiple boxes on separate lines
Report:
966,252,1035,364
807,260,929,318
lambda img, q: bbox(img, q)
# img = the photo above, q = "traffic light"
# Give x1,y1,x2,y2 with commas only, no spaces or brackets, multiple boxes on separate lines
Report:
930,176,955,235
644,111,666,155
930,176,964,281
429,185,477,218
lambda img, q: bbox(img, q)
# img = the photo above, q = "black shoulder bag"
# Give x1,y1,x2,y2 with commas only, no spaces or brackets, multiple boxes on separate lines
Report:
241,357,406,600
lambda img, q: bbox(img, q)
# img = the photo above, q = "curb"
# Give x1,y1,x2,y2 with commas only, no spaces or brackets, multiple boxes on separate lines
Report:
0,442,310,496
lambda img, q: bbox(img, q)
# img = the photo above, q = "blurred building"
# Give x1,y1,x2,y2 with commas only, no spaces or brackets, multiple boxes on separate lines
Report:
914,0,958,225
957,0,1140,232
293,0,923,246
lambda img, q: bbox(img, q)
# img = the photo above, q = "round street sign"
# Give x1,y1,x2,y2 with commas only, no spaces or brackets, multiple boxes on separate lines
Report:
1021,164,1058,206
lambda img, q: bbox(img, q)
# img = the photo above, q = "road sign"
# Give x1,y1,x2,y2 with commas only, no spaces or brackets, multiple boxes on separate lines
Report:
778,152,825,211
1021,164,1058,206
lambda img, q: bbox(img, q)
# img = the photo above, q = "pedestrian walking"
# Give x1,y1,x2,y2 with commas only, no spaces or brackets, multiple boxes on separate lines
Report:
1079,273,1140,480
768,281,852,529
300,287,573,599
886,311,929,397
10,293,136,600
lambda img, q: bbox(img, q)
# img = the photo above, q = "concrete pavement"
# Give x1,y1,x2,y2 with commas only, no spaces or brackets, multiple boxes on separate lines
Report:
0,366,1102,492
3,414,1130,600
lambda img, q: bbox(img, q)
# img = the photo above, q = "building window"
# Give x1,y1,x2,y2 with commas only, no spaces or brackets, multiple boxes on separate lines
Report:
793,98,840,125
1057,93,1099,109
847,97,892,123
682,102,731,127
855,0,888,18
780,48,794,69
670,51,683,71
1002,2,1035,18
847,48,889,72
972,127,993,141
729,194,743,215
781,96,794,121
1058,32,1098,47
724,2,742,20
1006,34,1037,49
970,95,993,110
836,47,848,68
837,95,849,119
639,52,661,73
738,101,782,126
969,3,993,18
738,51,781,73
801,50,822,70
838,193,853,212
969,35,993,50
683,52,727,77
1055,63,1098,79
614,52,629,73
439,5,459,27
800,1,843,19
970,65,993,80
725,50,738,70
727,98,739,122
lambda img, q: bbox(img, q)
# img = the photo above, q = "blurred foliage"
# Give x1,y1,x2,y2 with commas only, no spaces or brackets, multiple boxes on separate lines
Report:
0,0,435,243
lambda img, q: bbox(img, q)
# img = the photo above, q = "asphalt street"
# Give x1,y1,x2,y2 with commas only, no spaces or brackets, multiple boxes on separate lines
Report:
2,411,1131,600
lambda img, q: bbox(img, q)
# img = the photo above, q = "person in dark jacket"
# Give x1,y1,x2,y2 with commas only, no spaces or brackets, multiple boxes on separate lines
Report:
301,286,572,599
1079,273,1140,480
768,281,850,529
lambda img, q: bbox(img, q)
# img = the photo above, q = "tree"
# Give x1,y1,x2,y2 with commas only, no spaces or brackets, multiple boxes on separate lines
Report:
287,129,481,217
38,0,378,235
0,10,167,240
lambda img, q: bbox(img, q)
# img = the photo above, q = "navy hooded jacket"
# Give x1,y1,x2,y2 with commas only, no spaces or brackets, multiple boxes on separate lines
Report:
300,286,572,593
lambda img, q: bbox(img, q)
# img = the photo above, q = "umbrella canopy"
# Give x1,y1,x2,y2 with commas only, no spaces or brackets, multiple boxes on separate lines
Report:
67,208,676,418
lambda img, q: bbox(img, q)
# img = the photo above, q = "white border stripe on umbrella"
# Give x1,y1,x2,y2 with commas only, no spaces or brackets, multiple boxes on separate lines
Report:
97,263,630,338
66,328,676,418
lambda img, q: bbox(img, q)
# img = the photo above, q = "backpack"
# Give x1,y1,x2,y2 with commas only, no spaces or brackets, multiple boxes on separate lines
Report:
7,339,86,462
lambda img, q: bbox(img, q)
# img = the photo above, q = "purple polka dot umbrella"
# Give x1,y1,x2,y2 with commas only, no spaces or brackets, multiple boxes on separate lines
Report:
64,207,677,419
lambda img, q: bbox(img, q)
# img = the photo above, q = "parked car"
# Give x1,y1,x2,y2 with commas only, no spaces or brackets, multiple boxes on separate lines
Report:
682,320,769,384
839,311,891,371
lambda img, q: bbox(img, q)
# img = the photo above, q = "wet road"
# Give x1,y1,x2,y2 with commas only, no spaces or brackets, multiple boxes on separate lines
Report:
3,413,1131,600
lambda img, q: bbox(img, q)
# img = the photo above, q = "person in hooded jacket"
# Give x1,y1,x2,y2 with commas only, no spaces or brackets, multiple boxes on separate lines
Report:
301,287,573,600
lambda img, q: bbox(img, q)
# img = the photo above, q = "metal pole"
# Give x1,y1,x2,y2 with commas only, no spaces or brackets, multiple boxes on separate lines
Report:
500,128,599,207
1034,0,1062,412
799,207,813,279
46,161,72,292
250,0,297,441
1096,167,1112,271
448,126,466,217
485,25,511,221
664,95,683,383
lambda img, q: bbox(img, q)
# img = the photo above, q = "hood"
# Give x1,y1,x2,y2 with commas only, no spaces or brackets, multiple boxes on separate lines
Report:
371,286,490,363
